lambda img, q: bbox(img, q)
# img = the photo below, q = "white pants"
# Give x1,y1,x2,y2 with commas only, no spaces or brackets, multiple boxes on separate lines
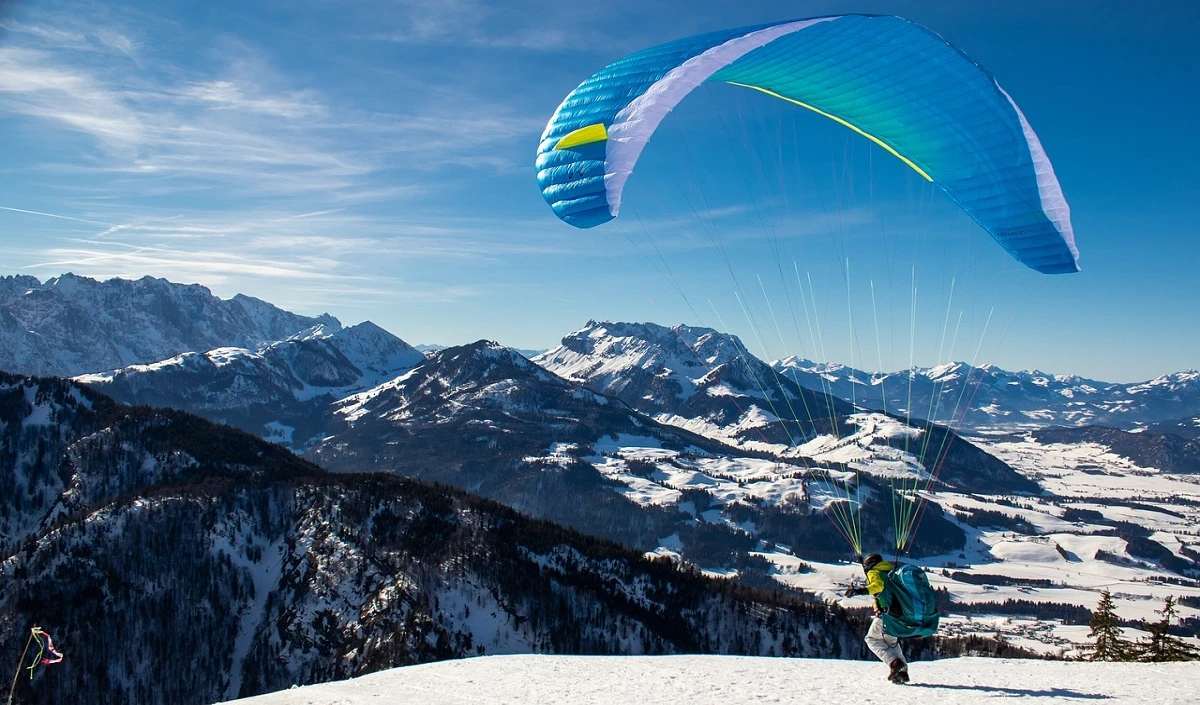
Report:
865,616,904,665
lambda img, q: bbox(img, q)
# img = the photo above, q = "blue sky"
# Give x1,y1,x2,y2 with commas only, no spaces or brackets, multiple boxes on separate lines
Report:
1,0,1197,382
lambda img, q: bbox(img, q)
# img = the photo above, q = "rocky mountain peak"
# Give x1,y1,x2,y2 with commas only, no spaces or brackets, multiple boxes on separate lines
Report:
428,340,557,390
0,273,340,377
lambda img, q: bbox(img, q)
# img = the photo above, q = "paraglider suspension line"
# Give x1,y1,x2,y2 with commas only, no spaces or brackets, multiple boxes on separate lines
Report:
6,629,36,705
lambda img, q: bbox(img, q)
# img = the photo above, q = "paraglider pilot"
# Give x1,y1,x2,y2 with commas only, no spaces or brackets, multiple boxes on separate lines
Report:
844,553,909,684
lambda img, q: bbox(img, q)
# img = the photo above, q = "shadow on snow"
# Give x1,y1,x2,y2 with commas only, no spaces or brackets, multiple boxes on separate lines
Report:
908,683,1111,700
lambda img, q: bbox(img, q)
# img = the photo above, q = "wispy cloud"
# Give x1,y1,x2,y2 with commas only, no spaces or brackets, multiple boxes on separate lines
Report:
0,45,145,148
94,28,136,58
363,0,655,53
173,79,328,120
0,16,136,57
14,212,488,315
367,0,576,51
0,7,539,201
28,241,342,282
0,21,88,46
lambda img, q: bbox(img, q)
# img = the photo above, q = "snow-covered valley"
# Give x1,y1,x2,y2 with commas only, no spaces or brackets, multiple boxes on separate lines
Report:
570,422,1200,655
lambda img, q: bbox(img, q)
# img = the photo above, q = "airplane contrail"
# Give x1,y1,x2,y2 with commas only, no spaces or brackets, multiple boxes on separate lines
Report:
0,205,114,226
280,208,346,221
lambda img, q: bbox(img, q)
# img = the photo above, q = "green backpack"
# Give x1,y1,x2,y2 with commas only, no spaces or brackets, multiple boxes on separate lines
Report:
879,563,941,638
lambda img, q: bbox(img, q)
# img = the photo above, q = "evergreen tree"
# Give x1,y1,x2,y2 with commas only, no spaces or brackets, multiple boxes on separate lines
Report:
1083,589,1132,661
1140,596,1200,662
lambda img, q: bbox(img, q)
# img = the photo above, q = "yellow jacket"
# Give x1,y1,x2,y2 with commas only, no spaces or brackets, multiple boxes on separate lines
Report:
865,560,894,609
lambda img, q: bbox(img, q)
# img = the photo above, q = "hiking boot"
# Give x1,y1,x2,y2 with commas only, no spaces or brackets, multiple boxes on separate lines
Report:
887,658,909,684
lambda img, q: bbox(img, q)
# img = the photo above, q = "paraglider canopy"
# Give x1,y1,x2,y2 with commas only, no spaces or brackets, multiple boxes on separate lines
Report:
536,14,1079,275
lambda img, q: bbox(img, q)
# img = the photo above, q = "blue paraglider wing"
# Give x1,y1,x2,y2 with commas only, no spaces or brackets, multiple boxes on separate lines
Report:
535,14,1079,275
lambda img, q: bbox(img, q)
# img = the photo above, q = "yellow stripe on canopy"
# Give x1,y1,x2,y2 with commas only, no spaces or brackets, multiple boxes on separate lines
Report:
725,81,933,182
554,123,609,150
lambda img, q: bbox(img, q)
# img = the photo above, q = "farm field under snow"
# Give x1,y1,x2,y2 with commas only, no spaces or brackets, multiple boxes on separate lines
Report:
228,654,1194,704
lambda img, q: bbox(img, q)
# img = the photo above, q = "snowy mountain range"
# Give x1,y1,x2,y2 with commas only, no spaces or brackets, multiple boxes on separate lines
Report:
310,339,833,554
78,321,423,449
534,320,849,447
534,321,1034,496
70,313,1023,566
4,275,1199,676
313,336,1057,565
0,273,337,377
773,357,1200,432
1,373,868,705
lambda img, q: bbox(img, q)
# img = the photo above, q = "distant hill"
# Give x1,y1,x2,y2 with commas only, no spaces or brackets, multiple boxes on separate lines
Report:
773,357,1200,431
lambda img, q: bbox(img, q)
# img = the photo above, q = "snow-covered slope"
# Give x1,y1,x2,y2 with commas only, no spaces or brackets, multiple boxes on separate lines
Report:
323,321,425,385
535,321,849,449
0,273,338,377
311,340,797,552
533,321,1034,496
774,357,1200,431
228,654,1191,705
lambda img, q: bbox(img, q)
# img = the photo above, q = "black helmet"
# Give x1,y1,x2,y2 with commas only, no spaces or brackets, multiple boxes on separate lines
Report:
860,553,883,570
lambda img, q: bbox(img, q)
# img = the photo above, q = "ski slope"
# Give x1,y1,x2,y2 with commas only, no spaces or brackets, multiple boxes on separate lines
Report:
228,654,1192,704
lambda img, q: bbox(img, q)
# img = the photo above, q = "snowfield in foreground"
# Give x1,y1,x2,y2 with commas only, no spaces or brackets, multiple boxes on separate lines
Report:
228,654,1191,704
